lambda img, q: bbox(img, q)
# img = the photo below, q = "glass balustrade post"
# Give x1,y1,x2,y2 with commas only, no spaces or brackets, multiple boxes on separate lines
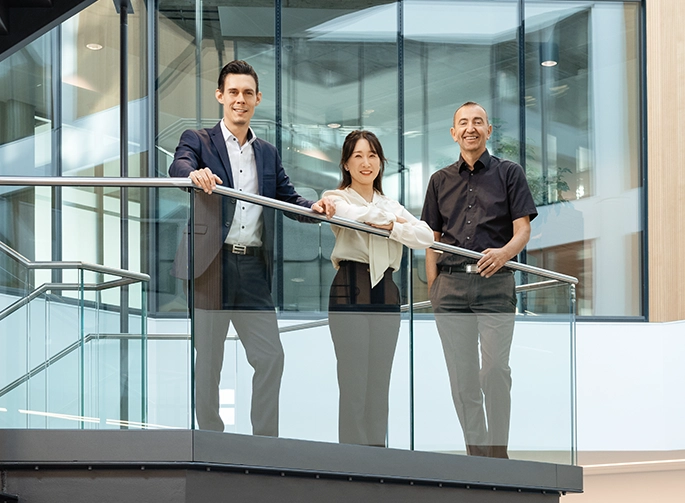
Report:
22,264,29,429
79,268,85,429
43,280,50,428
189,189,196,431
570,283,578,465
409,250,415,452
141,283,148,425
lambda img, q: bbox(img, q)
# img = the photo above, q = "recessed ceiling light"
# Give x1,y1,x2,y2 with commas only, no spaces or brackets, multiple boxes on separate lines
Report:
86,43,103,51
541,60,558,67
327,123,341,129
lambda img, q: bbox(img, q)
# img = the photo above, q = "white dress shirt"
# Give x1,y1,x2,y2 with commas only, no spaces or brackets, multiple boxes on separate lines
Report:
323,187,434,287
220,119,262,247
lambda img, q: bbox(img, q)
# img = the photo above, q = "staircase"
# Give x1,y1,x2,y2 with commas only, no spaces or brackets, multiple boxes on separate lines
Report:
0,0,97,62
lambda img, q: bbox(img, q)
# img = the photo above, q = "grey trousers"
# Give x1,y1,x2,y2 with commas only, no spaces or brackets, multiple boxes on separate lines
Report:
329,262,400,447
430,270,516,449
192,250,283,437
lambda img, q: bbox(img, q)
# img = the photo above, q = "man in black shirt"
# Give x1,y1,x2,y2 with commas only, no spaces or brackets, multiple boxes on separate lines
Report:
421,102,537,459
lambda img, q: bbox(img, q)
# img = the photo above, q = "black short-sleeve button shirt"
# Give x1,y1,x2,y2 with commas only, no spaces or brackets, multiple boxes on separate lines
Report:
421,149,538,266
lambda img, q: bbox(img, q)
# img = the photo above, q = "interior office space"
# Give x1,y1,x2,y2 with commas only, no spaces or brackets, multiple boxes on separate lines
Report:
0,0,683,502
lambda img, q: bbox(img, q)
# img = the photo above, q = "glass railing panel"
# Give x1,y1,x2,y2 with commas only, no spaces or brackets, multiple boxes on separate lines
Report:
25,292,47,428
275,198,338,441
510,270,575,464
411,248,575,463
0,182,166,431
1,178,576,462
40,282,82,429
185,196,339,439
142,186,192,430
73,270,148,429
185,191,420,448
0,235,31,428
387,316,413,450
40,285,89,428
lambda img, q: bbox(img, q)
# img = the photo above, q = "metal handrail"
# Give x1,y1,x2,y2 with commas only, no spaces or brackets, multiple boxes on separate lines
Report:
0,241,149,282
0,176,578,285
0,239,150,322
0,279,145,322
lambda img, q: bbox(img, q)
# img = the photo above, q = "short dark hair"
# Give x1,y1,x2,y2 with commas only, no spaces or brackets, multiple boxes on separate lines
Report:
338,130,386,195
453,101,489,126
217,60,260,93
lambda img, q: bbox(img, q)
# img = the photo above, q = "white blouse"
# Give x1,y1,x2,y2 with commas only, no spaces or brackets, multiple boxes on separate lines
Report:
323,187,434,287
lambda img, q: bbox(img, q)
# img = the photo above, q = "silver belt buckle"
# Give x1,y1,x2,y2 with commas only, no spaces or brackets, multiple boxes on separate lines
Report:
465,264,480,274
232,244,247,255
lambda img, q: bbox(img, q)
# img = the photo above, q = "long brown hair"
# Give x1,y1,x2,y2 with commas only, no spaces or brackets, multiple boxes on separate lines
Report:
338,130,386,194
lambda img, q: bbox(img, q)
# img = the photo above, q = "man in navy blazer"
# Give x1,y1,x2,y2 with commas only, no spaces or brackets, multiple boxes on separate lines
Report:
170,60,333,436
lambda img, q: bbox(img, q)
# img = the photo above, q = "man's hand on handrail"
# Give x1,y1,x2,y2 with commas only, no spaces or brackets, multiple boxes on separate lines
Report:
189,167,222,194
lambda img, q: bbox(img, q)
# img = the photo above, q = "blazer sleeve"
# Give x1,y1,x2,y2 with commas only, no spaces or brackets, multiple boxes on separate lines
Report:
260,140,313,208
169,129,205,178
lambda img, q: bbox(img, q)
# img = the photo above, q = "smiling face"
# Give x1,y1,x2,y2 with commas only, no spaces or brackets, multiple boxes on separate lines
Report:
344,138,382,192
215,73,262,132
450,103,492,158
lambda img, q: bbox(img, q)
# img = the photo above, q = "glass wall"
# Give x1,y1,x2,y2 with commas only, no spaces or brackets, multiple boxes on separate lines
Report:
403,0,521,305
524,1,642,317
153,0,642,319
0,0,642,462
0,0,639,318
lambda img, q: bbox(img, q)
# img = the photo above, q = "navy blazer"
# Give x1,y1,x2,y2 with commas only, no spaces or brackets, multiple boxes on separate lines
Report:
170,121,313,281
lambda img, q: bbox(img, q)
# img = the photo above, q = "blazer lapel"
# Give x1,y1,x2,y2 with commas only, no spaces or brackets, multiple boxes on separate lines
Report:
253,138,264,195
209,122,234,187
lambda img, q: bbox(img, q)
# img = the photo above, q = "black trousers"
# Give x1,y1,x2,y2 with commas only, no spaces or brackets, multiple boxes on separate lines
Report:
192,246,283,437
328,261,400,447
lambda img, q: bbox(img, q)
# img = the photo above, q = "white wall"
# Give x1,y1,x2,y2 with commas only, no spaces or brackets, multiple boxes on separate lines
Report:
576,320,685,452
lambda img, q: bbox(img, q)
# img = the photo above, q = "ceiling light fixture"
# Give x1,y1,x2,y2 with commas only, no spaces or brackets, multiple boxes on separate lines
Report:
540,41,559,67
86,43,103,51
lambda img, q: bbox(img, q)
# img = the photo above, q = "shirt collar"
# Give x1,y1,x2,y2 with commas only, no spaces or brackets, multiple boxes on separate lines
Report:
456,149,491,173
220,119,257,148
346,186,379,204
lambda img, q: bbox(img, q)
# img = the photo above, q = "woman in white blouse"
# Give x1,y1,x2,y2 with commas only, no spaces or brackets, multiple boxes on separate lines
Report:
323,130,433,447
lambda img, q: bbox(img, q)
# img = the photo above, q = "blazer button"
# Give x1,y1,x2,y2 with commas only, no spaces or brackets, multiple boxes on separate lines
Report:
225,222,230,227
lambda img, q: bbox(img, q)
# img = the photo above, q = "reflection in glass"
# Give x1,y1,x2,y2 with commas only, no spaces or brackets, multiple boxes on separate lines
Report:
404,0,519,304
61,0,148,178
0,31,53,177
280,1,400,314
525,1,641,316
